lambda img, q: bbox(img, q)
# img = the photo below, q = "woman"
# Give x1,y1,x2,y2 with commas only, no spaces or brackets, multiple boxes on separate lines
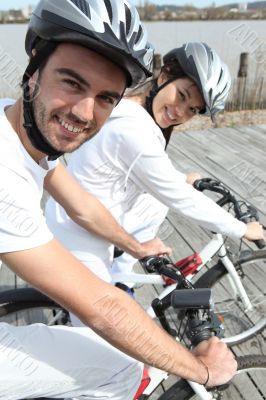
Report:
45,42,264,292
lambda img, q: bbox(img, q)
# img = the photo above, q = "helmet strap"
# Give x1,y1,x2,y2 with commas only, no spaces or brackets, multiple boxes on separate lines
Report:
22,41,64,161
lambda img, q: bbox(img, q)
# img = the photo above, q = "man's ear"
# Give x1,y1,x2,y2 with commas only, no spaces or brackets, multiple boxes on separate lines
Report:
32,48,37,57
28,68,40,95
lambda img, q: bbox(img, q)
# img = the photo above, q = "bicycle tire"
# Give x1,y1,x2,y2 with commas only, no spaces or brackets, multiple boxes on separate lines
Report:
0,287,70,326
194,250,266,344
157,355,266,400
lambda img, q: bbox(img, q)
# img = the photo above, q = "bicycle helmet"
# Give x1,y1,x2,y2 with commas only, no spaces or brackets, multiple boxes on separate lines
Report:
22,0,154,159
163,42,231,121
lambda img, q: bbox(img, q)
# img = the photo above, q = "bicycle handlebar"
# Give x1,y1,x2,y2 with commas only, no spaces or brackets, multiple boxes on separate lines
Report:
193,178,265,249
140,256,224,346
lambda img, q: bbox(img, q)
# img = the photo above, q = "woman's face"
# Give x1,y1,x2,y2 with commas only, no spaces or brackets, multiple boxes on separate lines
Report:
152,73,205,129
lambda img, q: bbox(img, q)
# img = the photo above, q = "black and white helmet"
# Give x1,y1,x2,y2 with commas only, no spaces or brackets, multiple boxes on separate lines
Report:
25,0,154,87
163,42,231,120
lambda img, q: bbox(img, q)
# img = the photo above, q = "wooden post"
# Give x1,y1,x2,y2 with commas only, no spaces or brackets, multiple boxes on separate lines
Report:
237,52,249,110
238,52,249,77
153,53,162,78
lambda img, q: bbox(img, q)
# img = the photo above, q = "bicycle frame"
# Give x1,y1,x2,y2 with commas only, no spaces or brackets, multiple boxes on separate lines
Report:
112,233,254,313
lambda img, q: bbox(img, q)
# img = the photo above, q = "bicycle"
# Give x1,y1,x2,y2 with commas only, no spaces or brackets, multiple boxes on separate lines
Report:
0,178,265,344
1,256,266,400
0,178,265,398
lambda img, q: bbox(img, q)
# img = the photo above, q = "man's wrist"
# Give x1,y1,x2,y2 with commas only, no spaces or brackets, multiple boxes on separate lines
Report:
198,358,210,386
130,243,145,259
116,232,143,259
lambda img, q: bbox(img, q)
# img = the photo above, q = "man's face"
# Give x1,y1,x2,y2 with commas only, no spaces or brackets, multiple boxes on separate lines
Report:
30,43,127,153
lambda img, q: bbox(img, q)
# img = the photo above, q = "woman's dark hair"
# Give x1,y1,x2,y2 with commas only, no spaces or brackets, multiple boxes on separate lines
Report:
126,58,188,148
161,58,187,81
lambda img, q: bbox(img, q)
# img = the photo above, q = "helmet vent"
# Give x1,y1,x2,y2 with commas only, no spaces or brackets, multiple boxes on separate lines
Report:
124,4,132,35
104,0,113,22
217,68,223,84
70,0,90,18
135,26,143,44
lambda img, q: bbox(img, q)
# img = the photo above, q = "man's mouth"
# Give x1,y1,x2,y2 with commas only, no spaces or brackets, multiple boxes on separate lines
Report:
58,117,85,134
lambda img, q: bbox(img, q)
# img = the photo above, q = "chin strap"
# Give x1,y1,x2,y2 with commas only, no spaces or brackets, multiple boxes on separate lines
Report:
22,41,63,161
145,82,158,120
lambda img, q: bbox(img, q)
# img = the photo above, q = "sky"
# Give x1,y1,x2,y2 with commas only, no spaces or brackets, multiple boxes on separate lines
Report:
0,1,251,11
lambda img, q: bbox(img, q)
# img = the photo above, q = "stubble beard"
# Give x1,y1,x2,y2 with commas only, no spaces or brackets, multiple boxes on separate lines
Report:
32,97,99,154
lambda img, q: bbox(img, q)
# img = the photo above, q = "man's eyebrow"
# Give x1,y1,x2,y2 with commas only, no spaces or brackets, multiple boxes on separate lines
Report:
56,68,122,100
56,68,90,87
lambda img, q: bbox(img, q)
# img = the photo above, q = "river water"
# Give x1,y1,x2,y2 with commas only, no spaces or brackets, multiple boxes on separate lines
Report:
0,20,265,97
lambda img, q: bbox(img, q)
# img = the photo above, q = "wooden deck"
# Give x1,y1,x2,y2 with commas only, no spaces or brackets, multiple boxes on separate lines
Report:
0,124,266,398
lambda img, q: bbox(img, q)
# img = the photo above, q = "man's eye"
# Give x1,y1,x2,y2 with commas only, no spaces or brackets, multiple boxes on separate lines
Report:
63,79,80,89
99,95,115,105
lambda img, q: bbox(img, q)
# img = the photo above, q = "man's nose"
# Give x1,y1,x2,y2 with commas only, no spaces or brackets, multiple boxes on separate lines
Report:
71,97,95,123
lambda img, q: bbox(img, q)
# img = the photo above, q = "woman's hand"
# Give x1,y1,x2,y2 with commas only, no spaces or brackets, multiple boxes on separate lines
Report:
244,221,265,242
186,172,202,185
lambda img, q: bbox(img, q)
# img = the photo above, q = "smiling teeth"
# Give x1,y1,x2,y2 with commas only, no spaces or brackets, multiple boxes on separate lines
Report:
60,119,83,133
167,111,175,120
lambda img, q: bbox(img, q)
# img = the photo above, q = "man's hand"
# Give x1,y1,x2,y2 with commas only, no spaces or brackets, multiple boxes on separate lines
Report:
192,336,237,387
133,237,172,259
244,221,265,242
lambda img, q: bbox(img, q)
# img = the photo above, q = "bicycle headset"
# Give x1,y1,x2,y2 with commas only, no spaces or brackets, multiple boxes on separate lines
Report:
146,42,231,126
22,0,154,160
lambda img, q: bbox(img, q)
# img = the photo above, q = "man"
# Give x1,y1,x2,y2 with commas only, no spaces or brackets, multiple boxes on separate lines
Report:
0,1,236,399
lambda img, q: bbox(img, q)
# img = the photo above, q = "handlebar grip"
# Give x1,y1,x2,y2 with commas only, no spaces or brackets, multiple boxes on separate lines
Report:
193,179,203,191
254,239,266,249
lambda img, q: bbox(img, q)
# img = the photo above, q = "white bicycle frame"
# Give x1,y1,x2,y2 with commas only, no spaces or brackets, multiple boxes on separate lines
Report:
112,232,266,400
112,233,255,313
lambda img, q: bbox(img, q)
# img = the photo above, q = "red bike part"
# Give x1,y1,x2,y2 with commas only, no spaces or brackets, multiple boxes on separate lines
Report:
133,368,151,399
162,253,202,285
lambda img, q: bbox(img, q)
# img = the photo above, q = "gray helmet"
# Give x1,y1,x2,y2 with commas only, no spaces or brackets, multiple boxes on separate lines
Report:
163,42,231,120
25,0,154,87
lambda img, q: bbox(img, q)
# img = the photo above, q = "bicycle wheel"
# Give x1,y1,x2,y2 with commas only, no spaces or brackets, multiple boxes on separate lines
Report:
157,355,266,400
0,288,70,326
194,250,266,343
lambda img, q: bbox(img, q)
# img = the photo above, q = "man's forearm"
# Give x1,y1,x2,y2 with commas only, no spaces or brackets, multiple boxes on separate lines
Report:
2,241,235,387
85,287,208,384
45,164,144,258
45,163,170,258
69,194,146,258
68,192,171,258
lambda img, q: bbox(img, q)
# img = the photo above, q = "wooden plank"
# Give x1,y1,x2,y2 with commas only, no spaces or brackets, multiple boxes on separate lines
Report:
169,131,266,220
